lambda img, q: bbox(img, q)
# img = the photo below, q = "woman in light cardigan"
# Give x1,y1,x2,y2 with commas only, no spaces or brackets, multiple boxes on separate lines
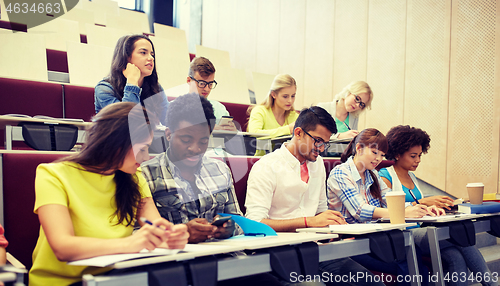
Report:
317,81,373,140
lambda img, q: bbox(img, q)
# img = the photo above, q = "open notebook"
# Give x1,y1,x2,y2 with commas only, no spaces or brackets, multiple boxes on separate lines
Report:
67,244,238,268
296,223,416,235
67,248,181,267
3,114,84,122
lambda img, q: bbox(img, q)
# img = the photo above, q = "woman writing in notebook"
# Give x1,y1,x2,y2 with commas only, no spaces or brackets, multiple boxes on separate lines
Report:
317,81,373,139
94,35,169,125
327,128,441,285
29,102,188,286
380,125,496,286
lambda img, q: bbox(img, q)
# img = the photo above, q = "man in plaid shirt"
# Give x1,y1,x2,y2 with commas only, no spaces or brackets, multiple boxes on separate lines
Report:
142,94,283,285
141,93,242,244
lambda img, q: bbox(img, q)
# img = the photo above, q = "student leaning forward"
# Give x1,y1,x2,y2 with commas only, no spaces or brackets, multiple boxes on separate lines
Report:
29,102,188,286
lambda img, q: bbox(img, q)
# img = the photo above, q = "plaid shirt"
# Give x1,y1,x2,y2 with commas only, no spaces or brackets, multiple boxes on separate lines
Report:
141,150,243,225
327,157,389,224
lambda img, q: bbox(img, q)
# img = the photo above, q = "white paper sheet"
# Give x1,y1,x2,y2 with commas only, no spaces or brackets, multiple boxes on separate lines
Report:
68,248,181,267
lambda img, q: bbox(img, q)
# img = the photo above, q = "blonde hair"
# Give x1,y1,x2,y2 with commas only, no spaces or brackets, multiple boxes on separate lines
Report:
334,81,373,117
247,74,297,117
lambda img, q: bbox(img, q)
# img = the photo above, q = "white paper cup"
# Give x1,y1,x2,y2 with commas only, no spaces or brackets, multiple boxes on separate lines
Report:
466,183,484,205
386,191,406,224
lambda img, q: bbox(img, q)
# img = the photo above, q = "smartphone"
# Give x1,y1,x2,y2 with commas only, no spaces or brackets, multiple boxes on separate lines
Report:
218,116,233,126
212,216,232,226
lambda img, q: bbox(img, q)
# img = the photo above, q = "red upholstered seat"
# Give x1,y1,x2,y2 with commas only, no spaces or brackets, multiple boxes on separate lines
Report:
0,20,27,32
64,84,96,121
46,49,69,73
2,153,70,269
224,156,261,214
0,78,64,117
219,102,250,131
0,77,64,149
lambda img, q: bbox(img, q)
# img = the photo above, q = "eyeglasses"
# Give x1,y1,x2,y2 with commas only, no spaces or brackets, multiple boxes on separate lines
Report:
302,129,330,150
189,76,217,89
352,94,366,109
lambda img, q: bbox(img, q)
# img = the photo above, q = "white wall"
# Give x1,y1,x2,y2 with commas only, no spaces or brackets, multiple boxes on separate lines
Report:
200,0,500,198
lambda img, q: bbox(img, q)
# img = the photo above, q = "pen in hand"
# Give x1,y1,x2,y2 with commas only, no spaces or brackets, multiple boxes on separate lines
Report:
408,189,420,205
342,121,351,131
140,217,171,232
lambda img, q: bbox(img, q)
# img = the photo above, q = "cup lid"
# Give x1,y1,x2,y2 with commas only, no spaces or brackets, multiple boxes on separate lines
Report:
386,191,405,197
466,183,484,187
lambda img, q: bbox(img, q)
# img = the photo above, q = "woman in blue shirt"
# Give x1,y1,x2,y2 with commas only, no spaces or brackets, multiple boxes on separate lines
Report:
380,125,496,286
94,35,169,125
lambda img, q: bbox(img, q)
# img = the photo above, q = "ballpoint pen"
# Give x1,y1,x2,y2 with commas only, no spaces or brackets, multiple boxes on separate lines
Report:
408,189,420,205
342,121,351,131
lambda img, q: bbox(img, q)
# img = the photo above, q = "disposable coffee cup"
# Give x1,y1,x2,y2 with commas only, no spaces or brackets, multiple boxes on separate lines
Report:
386,191,406,224
466,183,484,205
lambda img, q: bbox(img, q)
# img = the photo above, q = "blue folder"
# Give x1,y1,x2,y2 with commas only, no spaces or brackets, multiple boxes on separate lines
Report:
219,213,277,236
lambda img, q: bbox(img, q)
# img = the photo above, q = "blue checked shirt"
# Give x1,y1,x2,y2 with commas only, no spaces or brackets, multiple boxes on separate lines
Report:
327,157,389,224
141,150,243,226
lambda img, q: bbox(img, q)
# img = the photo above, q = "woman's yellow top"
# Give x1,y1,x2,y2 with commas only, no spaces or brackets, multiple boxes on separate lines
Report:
248,105,299,138
29,162,151,286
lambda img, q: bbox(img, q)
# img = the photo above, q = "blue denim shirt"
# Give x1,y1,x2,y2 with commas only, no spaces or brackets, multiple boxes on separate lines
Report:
94,80,169,125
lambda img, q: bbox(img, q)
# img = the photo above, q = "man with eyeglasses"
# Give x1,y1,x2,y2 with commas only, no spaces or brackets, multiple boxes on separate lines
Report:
245,106,383,286
187,57,237,131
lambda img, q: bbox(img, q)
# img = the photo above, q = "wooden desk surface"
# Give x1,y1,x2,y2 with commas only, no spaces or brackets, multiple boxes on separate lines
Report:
0,150,76,155
199,232,338,250
0,115,90,130
212,130,271,137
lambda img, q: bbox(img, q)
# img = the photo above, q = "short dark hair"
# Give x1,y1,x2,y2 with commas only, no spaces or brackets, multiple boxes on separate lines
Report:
189,57,216,77
385,125,430,161
294,106,337,134
166,93,216,133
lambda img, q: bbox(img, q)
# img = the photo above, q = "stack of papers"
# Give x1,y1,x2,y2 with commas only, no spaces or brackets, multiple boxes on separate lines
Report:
329,224,383,233
296,223,415,234
405,213,479,222
68,243,240,268
68,248,181,267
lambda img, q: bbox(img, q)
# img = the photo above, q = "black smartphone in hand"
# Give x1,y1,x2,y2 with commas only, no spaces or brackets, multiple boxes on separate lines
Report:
212,216,232,226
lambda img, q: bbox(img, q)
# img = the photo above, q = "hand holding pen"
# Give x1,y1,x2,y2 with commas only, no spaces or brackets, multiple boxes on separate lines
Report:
138,217,189,250
337,121,359,139
408,189,420,205
408,190,445,216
